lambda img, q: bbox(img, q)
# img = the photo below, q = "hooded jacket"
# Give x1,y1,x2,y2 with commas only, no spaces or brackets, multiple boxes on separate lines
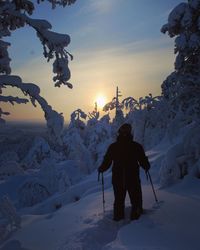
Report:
99,133,150,185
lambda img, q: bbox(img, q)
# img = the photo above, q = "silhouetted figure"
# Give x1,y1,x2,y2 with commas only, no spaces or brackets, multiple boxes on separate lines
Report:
98,123,150,221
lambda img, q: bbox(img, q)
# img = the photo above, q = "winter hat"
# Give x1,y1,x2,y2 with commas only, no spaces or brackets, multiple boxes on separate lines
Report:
118,123,132,135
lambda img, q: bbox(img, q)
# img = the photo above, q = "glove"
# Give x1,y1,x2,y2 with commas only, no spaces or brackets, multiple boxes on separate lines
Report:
143,156,150,172
144,163,150,172
98,166,104,173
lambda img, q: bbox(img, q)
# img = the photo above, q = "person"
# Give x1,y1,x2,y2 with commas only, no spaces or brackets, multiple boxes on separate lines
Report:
98,123,150,221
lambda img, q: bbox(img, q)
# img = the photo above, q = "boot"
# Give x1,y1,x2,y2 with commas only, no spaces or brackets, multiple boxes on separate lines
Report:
130,207,142,220
113,205,124,221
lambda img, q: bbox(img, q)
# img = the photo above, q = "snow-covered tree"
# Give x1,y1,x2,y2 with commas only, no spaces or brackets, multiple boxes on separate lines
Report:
69,109,87,130
18,180,50,207
0,161,24,179
103,87,124,129
38,162,71,194
61,108,93,173
0,195,21,229
159,1,200,184
87,102,99,127
85,114,112,168
103,87,123,113
161,0,200,121
99,113,110,124
121,94,165,147
0,150,19,164
160,122,200,186
1,76,64,143
0,0,76,141
22,136,51,169
122,96,140,112
62,129,92,174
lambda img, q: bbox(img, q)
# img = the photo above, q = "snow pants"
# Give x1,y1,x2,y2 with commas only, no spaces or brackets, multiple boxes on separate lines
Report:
113,178,142,220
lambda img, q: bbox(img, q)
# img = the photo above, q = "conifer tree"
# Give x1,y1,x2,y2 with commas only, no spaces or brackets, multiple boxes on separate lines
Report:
161,0,200,120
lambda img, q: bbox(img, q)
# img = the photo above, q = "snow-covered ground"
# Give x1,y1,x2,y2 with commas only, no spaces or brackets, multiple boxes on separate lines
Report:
1,0,200,248
1,148,200,250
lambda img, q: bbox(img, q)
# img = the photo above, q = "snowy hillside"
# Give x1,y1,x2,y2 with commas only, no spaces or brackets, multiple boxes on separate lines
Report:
0,143,200,250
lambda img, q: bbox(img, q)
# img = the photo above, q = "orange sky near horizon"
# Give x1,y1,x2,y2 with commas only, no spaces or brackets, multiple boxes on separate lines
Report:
1,0,178,124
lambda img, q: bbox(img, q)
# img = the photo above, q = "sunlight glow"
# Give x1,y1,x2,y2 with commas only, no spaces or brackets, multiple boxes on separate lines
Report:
96,95,106,109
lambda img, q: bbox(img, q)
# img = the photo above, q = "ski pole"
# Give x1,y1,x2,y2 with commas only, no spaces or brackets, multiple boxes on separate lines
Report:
102,173,105,213
98,172,105,213
147,171,158,203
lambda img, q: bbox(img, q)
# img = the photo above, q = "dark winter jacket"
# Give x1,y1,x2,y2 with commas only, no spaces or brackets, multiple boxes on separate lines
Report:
99,134,150,186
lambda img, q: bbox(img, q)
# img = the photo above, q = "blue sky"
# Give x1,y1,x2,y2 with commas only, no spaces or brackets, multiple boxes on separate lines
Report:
3,0,182,123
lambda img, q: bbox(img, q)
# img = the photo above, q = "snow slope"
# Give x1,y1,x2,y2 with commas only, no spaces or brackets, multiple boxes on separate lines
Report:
1,149,200,250
1,176,200,249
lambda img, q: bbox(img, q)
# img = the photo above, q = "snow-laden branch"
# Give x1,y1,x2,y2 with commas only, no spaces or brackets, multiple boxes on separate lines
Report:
0,108,9,116
25,16,73,88
0,107,10,125
0,0,76,133
0,1,74,88
0,75,64,142
37,0,76,9
87,104,99,126
69,109,87,130
0,95,28,105
139,94,162,111
122,95,162,112
122,97,139,111
71,109,87,121
88,110,99,121
103,97,123,112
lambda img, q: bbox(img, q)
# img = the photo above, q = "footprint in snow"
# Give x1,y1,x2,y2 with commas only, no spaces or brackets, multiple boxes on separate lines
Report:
59,210,128,250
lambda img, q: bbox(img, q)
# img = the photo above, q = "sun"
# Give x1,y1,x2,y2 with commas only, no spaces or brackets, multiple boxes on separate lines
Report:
96,95,106,109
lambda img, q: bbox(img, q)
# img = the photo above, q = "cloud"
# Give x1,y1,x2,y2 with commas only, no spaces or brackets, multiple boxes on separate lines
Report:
78,0,120,16
73,37,173,65
88,0,117,14
70,0,122,40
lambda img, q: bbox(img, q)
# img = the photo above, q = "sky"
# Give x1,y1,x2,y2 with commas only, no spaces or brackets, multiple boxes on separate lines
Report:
2,0,182,123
